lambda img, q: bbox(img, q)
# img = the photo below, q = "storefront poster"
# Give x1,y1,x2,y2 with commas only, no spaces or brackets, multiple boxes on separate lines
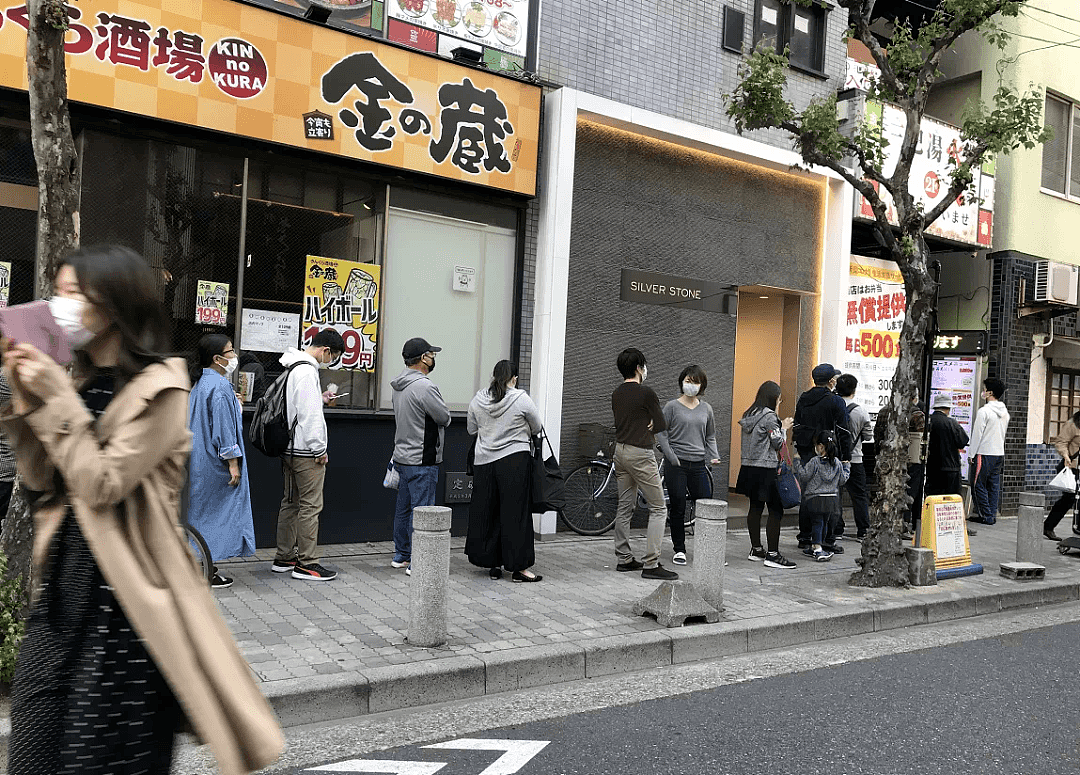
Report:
846,60,993,249
302,255,380,371
241,308,301,353
0,0,541,196
931,355,978,479
0,261,10,308
195,280,229,326
842,256,906,419
930,498,968,561
389,0,530,60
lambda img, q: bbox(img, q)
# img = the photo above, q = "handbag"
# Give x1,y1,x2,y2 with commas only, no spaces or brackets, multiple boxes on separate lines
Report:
1048,465,1078,493
530,428,565,514
775,441,802,509
466,434,477,477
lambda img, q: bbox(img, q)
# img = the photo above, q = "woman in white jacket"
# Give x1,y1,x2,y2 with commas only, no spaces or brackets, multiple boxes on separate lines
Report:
465,360,543,581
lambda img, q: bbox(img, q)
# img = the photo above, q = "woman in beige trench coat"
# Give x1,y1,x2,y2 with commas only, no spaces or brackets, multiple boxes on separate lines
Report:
2,245,282,774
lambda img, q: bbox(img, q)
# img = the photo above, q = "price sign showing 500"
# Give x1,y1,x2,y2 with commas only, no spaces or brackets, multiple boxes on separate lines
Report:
860,330,900,359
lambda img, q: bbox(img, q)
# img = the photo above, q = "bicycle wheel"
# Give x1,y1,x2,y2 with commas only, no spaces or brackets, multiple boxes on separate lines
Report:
184,524,214,585
561,463,619,535
685,465,718,533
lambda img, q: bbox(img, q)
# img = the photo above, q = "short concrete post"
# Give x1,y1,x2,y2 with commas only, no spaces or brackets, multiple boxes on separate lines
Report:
1017,492,1045,564
905,546,937,586
407,506,452,648
693,499,727,612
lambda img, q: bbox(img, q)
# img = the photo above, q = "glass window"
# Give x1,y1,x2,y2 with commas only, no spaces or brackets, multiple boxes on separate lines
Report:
1042,95,1070,194
379,190,518,412
754,0,826,74
1047,368,1080,440
1071,106,1080,199
754,0,782,54
0,121,37,307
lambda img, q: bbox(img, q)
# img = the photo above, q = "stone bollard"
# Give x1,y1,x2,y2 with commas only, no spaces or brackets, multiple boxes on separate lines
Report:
693,499,727,612
407,505,452,648
905,546,937,586
1016,492,1045,564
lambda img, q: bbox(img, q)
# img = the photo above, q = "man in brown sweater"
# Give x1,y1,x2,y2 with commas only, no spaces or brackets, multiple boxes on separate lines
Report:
611,347,678,580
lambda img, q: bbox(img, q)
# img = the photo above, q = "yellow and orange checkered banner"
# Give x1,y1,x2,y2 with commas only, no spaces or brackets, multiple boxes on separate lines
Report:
0,0,541,196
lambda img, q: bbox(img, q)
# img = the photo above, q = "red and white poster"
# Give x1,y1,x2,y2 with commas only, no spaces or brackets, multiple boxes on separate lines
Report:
842,256,906,419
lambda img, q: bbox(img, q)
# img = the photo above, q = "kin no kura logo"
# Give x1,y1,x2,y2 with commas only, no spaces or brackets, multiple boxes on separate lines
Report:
0,5,269,99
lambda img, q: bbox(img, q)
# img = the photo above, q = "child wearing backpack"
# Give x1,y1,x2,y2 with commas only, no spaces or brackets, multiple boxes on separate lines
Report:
793,430,850,562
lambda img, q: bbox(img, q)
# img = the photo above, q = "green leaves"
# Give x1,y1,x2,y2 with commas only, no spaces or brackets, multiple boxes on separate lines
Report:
727,48,794,134
0,551,25,684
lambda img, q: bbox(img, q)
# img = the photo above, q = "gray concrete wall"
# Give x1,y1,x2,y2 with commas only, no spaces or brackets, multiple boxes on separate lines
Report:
536,0,847,151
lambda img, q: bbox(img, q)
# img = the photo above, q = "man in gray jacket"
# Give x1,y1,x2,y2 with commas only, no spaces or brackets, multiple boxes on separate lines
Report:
391,337,452,573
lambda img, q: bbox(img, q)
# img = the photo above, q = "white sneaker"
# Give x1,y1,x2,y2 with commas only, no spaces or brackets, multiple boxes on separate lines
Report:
391,560,409,568
672,551,687,566
405,565,412,576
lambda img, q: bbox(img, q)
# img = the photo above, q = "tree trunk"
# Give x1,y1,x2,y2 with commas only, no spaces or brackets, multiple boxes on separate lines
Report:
850,234,936,587
3,0,83,606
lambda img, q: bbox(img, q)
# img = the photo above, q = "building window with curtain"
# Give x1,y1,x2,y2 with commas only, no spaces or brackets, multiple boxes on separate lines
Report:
1041,93,1080,199
1047,368,1080,441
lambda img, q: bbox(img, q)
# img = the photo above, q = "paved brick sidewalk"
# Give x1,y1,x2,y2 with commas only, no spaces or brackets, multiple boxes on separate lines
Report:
216,515,1079,683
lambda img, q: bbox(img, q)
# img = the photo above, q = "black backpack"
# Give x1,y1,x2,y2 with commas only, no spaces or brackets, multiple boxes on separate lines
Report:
250,362,312,457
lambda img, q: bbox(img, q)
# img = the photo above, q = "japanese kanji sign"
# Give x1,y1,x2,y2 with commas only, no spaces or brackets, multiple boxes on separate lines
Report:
302,255,380,372
0,0,540,195
852,97,994,248
196,280,230,326
0,262,10,308
842,256,906,419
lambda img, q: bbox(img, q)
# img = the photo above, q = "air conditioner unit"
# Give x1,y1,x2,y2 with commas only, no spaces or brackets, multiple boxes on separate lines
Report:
1034,261,1079,306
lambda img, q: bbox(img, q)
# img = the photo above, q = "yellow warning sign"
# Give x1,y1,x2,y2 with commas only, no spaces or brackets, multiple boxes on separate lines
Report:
917,495,973,571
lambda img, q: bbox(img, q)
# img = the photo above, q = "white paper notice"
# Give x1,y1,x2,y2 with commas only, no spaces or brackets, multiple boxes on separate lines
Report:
794,14,810,33
762,6,778,24
241,309,301,353
933,500,968,560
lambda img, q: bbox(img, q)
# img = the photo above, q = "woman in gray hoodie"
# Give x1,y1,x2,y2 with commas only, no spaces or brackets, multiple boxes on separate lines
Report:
465,360,544,581
735,381,796,569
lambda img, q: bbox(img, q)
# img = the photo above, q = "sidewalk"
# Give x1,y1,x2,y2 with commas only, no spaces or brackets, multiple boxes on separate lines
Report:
209,513,1080,726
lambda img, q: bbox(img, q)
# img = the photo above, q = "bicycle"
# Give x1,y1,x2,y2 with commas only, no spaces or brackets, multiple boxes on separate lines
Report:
183,523,214,585
560,444,716,536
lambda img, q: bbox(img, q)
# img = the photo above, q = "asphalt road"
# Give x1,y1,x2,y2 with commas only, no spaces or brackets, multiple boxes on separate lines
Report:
173,603,1080,775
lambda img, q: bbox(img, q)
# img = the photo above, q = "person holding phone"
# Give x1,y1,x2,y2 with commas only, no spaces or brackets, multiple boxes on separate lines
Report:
187,333,256,590
2,245,281,774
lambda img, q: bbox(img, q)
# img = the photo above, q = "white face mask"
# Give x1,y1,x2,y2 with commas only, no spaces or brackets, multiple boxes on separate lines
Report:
683,382,700,397
640,365,648,382
219,355,239,377
49,295,96,349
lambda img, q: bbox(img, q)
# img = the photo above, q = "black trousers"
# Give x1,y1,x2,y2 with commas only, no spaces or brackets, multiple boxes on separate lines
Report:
465,451,535,572
925,469,962,497
845,462,870,535
0,479,12,525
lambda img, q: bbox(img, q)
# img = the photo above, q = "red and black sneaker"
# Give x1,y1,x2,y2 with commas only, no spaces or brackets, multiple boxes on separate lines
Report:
271,557,298,573
291,562,338,581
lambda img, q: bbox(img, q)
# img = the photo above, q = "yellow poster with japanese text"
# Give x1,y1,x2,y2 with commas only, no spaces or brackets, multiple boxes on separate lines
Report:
302,255,379,372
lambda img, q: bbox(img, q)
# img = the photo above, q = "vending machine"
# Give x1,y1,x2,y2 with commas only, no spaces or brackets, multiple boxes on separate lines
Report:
929,330,988,480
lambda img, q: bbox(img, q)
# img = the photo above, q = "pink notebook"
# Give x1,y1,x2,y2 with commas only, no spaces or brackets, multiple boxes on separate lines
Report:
0,300,74,365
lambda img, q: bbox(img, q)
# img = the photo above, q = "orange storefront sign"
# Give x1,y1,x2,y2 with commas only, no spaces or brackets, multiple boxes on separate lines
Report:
0,1,541,196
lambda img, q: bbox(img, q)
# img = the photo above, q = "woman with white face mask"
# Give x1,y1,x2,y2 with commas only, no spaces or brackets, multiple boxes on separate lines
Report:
656,365,720,566
187,334,257,589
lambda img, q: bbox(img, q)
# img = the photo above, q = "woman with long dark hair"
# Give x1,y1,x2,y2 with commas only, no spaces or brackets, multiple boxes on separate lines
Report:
465,359,544,581
2,245,281,774
188,333,256,589
735,380,796,569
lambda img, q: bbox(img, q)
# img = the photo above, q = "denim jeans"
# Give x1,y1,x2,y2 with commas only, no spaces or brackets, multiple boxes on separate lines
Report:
393,464,439,562
970,454,1003,524
665,459,713,554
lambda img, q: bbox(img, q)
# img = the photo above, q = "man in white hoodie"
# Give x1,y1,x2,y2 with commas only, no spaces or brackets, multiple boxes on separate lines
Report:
968,377,1010,526
390,337,451,574
271,329,344,581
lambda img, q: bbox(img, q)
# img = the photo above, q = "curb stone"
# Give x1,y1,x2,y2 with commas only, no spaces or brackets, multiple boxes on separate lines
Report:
2,580,1078,734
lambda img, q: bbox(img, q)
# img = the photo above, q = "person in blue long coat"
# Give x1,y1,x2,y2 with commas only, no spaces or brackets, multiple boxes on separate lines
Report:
188,334,256,588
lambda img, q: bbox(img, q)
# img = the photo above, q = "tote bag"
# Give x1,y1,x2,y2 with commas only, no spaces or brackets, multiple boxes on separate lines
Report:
530,428,565,514
775,441,802,509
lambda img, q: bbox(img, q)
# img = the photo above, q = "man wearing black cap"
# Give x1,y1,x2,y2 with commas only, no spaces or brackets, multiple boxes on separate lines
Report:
390,337,451,574
793,363,854,550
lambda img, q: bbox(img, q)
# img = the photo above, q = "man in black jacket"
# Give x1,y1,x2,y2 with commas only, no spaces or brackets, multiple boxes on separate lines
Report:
793,363,853,549
926,393,969,497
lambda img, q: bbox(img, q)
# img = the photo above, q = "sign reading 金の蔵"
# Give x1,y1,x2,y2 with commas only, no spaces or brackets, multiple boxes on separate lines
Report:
0,0,541,196
302,256,380,372
195,280,229,327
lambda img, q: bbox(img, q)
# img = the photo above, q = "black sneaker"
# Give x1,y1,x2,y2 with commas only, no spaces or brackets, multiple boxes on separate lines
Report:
822,544,844,554
853,533,867,542
763,552,796,569
798,540,812,550
271,558,297,573
292,562,338,581
211,573,234,589
617,559,644,572
641,565,679,580
748,547,767,562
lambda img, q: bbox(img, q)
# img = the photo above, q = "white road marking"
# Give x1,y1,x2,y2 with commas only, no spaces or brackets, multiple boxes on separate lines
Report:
422,739,550,775
305,761,447,774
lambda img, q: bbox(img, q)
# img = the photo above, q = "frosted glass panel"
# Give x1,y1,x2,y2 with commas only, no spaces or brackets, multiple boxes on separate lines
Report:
380,208,516,411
